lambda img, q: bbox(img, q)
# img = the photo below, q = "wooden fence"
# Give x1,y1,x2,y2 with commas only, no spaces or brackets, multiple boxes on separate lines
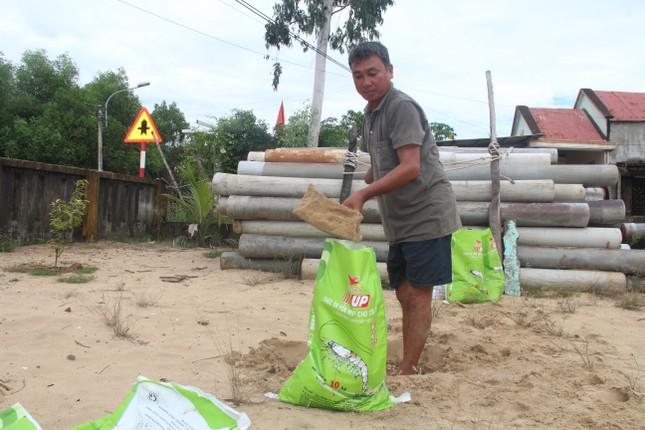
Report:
0,157,163,242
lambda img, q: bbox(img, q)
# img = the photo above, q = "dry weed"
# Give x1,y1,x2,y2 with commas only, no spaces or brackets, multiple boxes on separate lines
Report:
98,294,132,338
226,334,244,405
203,317,248,406
615,293,645,311
625,354,644,399
531,316,565,337
557,297,578,314
572,338,594,369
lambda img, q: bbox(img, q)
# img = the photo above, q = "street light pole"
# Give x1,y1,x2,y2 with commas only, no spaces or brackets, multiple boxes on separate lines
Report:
97,106,105,172
97,81,150,171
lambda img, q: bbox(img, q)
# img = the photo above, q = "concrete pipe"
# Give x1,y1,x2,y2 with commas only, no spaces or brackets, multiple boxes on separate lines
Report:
218,196,591,227
444,152,552,166
234,220,387,241
216,196,382,222
439,147,559,163
586,200,626,226
220,251,300,276
234,221,621,250
622,223,645,248
238,233,390,261
516,227,622,249
520,268,626,295
249,147,558,164
517,246,645,275
213,172,559,202
458,202,590,228
553,184,586,201
237,161,619,186
585,187,607,201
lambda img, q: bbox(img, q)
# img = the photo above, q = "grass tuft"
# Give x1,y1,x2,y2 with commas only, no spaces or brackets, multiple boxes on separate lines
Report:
57,274,95,284
204,250,223,259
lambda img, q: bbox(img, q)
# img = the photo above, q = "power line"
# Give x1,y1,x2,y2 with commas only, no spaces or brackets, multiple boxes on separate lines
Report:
112,0,504,129
114,0,316,72
232,0,351,73
214,0,265,25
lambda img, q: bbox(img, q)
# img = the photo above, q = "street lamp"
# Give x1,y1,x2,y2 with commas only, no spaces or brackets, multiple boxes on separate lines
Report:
97,81,150,171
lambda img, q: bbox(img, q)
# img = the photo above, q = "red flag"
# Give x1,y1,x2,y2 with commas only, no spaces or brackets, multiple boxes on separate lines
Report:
275,101,285,126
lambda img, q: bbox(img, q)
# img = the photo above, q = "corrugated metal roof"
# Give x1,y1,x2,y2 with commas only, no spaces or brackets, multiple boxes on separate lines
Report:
528,108,606,144
594,90,645,122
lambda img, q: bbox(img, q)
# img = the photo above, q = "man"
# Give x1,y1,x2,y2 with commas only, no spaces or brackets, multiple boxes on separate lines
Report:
343,41,461,375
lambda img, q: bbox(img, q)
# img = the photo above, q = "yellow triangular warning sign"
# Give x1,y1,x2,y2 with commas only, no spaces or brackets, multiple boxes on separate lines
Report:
124,107,163,143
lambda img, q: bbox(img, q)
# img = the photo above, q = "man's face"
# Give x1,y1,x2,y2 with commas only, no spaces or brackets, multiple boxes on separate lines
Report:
350,54,393,107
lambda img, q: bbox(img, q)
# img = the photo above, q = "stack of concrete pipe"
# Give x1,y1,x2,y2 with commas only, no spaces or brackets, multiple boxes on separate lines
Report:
215,147,644,294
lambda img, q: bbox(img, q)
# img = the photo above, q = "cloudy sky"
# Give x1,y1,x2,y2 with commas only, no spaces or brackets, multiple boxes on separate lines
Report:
2,0,644,139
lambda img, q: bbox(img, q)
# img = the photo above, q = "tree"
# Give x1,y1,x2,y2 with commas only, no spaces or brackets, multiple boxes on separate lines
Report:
146,101,190,180
1,50,95,166
278,104,310,148
265,0,393,147
0,50,195,176
49,179,89,267
430,122,457,141
0,53,16,155
211,110,275,173
83,69,144,174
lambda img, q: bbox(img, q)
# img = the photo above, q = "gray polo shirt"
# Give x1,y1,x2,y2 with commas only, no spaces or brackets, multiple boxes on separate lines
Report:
362,86,461,244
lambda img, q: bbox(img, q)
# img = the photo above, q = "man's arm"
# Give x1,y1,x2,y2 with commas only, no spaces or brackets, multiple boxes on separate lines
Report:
342,144,420,212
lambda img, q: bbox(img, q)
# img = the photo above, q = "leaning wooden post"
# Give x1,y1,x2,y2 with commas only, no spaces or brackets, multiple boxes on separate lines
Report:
153,178,163,241
152,131,183,200
486,70,503,253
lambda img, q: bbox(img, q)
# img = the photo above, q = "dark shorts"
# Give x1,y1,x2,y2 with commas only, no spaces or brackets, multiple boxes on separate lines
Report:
387,235,453,289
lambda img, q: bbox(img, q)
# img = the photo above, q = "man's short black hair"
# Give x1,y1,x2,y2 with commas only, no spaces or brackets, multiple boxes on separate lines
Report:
348,41,390,67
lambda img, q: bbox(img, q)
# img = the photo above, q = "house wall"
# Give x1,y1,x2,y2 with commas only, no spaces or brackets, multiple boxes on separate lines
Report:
575,94,608,137
512,114,533,136
558,150,605,165
606,122,645,164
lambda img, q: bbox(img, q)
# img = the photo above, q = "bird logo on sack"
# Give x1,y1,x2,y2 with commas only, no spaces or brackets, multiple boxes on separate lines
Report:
343,274,370,308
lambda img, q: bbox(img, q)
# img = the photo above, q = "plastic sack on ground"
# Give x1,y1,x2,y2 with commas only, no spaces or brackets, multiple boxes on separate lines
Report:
72,376,251,430
446,228,504,304
0,403,42,430
278,238,396,412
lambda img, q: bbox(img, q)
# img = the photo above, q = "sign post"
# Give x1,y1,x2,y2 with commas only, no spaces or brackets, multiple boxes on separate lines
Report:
124,107,162,178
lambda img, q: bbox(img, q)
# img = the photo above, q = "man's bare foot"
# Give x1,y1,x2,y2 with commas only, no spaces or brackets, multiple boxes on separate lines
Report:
388,365,419,376
396,366,419,375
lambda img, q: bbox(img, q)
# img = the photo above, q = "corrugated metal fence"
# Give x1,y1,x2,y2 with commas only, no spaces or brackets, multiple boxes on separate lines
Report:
0,157,163,242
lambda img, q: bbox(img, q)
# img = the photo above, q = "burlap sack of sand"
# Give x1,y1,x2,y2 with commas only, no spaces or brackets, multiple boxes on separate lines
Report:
293,184,363,242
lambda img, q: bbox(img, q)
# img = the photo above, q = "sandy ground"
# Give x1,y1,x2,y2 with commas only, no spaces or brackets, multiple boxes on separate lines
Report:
1,241,644,430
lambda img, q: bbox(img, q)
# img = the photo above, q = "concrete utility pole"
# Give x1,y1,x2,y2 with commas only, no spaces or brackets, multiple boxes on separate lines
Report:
486,70,503,253
307,0,333,148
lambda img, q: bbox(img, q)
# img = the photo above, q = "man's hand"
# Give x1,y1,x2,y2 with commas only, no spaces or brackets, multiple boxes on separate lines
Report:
342,189,368,213
343,145,420,212
364,167,374,184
